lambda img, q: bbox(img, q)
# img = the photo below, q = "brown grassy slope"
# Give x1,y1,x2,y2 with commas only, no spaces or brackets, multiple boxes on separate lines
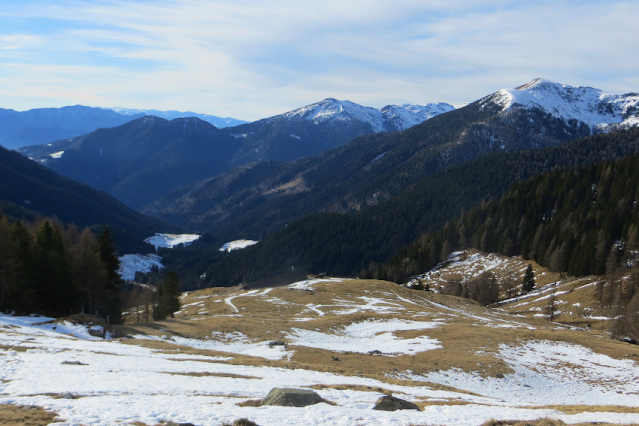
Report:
481,420,639,426
411,250,618,331
0,404,59,426
116,278,637,383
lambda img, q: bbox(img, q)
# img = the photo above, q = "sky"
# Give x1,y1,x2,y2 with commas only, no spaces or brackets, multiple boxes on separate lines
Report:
1,0,638,121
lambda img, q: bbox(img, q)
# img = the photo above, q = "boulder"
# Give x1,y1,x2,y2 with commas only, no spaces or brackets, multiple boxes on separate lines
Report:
373,395,419,411
260,388,323,407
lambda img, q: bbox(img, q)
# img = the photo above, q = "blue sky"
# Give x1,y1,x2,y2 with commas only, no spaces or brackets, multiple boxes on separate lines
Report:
1,0,638,120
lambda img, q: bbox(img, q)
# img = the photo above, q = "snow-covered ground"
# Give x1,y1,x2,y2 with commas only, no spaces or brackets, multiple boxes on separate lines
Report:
118,253,164,281
219,239,259,252
145,233,201,250
285,319,442,355
399,339,639,406
1,311,639,425
118,233,201,281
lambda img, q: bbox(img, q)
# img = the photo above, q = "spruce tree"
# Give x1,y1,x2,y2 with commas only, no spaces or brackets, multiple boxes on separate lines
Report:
97,227,122,323
522,264,535,293
155,271,181,320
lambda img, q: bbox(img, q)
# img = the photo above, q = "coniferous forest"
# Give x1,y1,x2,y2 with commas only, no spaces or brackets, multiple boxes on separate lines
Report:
189,128,639,289
0,214,122,322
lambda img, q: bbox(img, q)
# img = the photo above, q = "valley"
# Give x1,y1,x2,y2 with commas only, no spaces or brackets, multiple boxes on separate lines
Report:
2,79,639,426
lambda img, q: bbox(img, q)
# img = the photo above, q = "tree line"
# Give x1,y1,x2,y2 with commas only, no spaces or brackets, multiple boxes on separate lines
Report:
0,214,122,321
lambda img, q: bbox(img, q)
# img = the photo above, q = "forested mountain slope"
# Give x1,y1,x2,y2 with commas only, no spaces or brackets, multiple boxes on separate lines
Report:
190,128,639,288
20,101,453,210
381,147,639,282
0,145,173,240
145,80,638,241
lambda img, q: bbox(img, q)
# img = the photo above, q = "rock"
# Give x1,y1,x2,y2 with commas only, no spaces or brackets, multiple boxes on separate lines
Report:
368,349,382,355
61,360,88,365
373,396,419,411
260,388,324,407
267,340,287,347
166,422,196,426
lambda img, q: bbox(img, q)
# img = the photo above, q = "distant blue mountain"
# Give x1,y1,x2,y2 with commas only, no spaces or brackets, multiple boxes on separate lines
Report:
105,107,248,128
0,105,248,149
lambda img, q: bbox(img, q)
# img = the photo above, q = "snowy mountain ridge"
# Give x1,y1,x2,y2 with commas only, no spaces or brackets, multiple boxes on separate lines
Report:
490,78,639,131
280,98,456,132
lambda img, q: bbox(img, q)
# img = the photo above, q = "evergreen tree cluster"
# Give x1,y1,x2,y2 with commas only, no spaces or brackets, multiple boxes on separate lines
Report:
379,153,639,283
0,214,122,321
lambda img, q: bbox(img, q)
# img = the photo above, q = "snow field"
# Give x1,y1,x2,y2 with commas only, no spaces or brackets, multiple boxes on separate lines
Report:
3,316,639,425
219,239,259,252
146,233,201,250
494,78,639,130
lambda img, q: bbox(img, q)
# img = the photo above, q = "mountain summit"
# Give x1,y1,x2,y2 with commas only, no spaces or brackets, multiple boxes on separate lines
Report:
279,98,455,133
20,98,455,209
489,78,639,130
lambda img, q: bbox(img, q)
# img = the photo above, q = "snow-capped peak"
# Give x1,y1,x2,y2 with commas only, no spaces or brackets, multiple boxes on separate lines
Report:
493,78,639,130
282,98,456,132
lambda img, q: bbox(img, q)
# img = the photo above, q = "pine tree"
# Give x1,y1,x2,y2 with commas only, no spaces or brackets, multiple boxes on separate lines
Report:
522,264,535,293
155,271,182,320
34,221,74,315
97,227,122,323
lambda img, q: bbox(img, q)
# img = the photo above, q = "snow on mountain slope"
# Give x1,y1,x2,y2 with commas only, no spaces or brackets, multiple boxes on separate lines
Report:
219,239,258,252
491,78,639,131
281,98,457,132
381,102,455,131
118,254,164,281
145,233,201,250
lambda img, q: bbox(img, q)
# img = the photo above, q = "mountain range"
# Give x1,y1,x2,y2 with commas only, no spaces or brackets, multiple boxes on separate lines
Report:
0,105,247,150
104,107,248,128
143,79,639,240
19,99,457,209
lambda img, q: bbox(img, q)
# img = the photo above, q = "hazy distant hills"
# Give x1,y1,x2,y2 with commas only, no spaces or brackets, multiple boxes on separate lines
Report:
0,105,248,150
144,79,639,241
0,106,145,150
20,99,456,210
19,117,242,210
105,107,248,128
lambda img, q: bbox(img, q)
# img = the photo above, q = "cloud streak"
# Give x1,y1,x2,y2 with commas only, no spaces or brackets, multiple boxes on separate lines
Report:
0,0,638,120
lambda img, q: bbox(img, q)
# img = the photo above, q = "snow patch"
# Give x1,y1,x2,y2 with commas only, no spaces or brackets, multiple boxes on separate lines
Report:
219,239,258,252
285,319,442,355
145,233,200,250
118,253,164,281
49,151,64,159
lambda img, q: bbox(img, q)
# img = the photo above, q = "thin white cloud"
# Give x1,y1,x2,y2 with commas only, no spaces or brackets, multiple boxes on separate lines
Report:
0,0,638,119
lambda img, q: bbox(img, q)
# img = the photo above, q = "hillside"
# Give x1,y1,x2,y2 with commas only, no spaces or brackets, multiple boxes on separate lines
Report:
381,149,639,283
19,116,243,209
405,250,619,331
1,278,638,425
20,100,453,210
0,144,174,241
143,79,638,240
170,127,639,290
